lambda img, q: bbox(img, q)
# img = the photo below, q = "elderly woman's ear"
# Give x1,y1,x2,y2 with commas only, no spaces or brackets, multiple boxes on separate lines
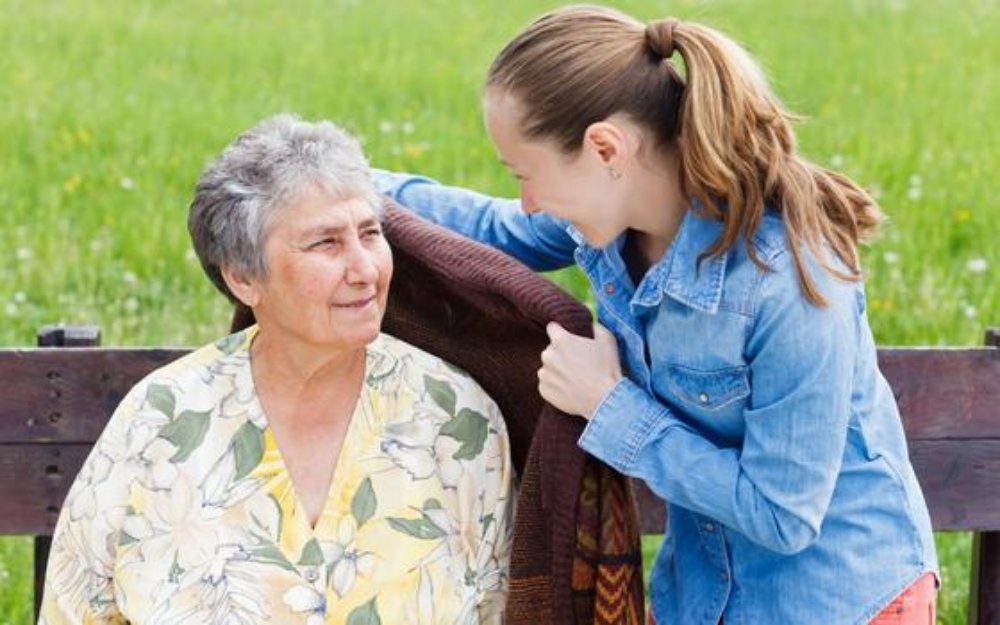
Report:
221,265,261,308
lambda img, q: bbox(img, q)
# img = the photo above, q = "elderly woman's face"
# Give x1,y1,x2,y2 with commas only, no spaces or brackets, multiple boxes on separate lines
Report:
247,186,392,352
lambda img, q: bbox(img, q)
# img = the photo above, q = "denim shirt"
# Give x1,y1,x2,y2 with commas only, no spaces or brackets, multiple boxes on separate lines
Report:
374,171,938,625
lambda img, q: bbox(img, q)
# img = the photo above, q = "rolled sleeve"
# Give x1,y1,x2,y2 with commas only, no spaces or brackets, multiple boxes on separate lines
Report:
578,378,675,472
372,169,577,271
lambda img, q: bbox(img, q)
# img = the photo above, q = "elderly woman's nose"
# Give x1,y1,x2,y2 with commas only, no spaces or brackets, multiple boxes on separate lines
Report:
344,242,380,281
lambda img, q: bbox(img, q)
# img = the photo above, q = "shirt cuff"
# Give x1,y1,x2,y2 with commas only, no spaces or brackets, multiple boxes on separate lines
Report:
371,169,435,199
577,378,674,473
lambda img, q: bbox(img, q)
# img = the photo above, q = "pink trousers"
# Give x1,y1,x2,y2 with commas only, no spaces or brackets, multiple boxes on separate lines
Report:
868,573,937,625
646,573,938,625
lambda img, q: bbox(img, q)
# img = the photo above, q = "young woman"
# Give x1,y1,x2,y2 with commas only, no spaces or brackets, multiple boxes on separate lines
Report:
375,5,937,624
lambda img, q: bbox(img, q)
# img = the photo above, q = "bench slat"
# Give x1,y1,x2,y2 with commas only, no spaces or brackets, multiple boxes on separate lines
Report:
0,443,92,534
0,348,187,443
879,348,1000,439
1,348,996,444
4,432,999,534
632,437,1000,534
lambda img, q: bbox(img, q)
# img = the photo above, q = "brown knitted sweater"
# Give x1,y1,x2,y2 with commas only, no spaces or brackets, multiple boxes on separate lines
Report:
231,200,645,624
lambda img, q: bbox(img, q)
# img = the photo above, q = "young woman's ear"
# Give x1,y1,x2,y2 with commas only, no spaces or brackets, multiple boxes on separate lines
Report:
221,265,262,308
583,120,630,168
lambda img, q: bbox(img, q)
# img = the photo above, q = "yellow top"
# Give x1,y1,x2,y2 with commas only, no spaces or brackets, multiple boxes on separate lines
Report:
41,327,512,624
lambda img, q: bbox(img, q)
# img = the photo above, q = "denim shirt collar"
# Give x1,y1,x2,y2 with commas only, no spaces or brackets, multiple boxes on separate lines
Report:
567,208,728,315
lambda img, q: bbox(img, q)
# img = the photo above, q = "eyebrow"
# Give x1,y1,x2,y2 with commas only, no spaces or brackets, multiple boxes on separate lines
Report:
301,218,381,238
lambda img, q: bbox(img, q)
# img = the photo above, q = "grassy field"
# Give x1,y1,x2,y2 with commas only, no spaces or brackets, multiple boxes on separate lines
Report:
0,0,995,622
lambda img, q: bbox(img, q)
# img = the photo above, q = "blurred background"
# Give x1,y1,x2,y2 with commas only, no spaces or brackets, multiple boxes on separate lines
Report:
1,0,996,622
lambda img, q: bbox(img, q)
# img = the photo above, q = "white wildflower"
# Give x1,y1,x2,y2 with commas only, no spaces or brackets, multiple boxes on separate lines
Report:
966,258,988,274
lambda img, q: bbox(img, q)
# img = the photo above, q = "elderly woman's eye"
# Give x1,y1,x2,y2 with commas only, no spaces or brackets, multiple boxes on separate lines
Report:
363,227,383,239
311,238,338,250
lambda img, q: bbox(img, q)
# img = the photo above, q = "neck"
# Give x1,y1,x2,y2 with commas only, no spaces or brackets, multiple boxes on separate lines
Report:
626,147,687,263
249,323,367,419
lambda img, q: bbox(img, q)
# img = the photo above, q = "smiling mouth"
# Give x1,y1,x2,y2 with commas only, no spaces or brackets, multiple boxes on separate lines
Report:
334,296,376,309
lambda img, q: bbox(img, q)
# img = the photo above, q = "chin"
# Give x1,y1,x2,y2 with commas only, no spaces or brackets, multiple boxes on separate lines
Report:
346,323,383,348
581,230,617,249
306,320,381,353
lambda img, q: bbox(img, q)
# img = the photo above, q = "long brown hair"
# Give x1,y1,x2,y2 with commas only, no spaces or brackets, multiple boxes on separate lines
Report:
486,5,883,305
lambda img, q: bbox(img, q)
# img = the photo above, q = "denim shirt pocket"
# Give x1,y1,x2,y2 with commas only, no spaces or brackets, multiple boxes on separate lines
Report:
664,363,751,413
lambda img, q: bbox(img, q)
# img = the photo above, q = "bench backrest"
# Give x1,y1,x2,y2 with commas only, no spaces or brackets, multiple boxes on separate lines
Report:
2,345,997,536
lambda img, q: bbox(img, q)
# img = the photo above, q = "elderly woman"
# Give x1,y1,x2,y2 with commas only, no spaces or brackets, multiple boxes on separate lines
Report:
40,114,513,624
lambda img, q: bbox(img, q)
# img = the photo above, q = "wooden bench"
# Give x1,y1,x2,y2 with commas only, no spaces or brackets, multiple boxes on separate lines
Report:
2,326,999,624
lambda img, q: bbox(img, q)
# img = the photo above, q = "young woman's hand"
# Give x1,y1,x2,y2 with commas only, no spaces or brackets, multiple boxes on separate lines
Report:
538,322,623,419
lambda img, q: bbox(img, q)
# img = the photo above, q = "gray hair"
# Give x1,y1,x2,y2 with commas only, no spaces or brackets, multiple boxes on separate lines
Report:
188,113,380,302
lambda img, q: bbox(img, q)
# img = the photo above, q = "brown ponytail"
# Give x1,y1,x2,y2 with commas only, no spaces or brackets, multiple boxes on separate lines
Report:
664,20,882,304
488,5,884,306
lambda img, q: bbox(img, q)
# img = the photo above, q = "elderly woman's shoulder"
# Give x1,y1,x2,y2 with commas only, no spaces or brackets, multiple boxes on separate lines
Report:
118,330,254,407
371,333,504,417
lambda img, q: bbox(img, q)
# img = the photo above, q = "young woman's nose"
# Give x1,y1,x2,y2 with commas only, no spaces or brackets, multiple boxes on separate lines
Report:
520,188,539,214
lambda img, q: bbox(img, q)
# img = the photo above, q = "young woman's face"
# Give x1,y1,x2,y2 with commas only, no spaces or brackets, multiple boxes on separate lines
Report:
483,89,631,248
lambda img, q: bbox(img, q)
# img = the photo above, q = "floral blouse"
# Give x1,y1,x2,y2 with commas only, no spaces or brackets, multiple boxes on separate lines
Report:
40,327,513,624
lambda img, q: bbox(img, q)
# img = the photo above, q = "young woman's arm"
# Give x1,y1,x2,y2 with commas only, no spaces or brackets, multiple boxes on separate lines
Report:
374,170,578,271
579,251,859,555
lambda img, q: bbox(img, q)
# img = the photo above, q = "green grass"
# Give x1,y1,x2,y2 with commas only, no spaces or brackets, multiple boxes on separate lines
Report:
0,538,31,624
1,0,996,623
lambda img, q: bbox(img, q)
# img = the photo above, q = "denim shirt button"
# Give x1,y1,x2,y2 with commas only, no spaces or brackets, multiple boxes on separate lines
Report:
703,522,716,532
698,392,710,405
604,282,616,295
720,571,729,582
